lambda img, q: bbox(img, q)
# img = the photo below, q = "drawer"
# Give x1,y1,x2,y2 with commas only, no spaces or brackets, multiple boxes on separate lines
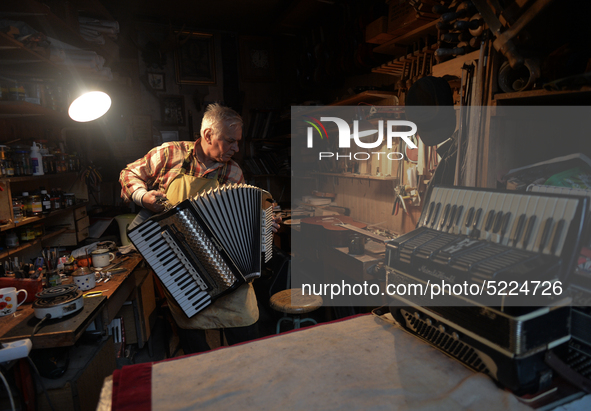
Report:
74,205,87,220
76,215,90,231
77,227,89,242
43,227,89,247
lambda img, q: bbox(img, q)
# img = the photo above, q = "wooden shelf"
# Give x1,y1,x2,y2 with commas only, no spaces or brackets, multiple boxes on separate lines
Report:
0,33,66,78
312,172,399,182
0,227,67,259
372,44,437,77
4,201,87,232
1,171,79,184
0,101,70,120
493,88,591,104
329,91,399,106
373,20,438,56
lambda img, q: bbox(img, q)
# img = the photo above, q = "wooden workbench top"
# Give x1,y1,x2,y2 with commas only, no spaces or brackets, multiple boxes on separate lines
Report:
0,253,144,349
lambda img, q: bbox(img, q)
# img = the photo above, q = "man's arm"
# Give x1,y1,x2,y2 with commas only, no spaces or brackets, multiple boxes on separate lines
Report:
119,145,169,212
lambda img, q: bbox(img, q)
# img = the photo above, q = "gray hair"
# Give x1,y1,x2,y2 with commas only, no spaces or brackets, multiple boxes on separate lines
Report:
200,103,243,138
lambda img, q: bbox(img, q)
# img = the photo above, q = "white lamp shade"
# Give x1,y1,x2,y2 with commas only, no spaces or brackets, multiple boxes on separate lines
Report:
68,91,111,122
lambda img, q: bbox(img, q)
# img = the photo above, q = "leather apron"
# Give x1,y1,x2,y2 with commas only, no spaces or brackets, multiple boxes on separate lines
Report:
157,159,258,330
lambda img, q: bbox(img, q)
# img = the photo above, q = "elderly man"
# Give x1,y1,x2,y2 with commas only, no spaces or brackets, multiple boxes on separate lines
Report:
120,103,278,354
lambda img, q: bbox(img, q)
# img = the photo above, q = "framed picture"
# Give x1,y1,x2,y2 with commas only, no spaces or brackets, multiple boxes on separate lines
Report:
174,31,216,84
239,36,276,83
160,95,186,126
147,72,165,90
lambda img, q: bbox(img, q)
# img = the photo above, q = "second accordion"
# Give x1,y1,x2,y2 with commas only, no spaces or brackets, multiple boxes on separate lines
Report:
129,184,274,317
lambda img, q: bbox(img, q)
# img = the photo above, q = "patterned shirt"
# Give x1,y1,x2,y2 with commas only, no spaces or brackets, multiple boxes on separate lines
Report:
119,140,244,202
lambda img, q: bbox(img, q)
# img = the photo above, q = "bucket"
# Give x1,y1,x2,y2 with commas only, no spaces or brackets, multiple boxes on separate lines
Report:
114,214,137,246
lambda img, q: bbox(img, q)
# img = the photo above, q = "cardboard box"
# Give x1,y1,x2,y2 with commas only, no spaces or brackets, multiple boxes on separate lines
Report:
37,338,116,411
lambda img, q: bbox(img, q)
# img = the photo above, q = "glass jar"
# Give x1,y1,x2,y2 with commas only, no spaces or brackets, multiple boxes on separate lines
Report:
19,226,35,242
57,153,67,173
21,192,31,217
12,197,23,223
6,231,19,248
40,189,51,214
0,145,9,178
64,193,76,207
51,189,61,210
5,159,14,176
42,154,55,174
12,149,32,176
30,194,42,217
33,223,43,238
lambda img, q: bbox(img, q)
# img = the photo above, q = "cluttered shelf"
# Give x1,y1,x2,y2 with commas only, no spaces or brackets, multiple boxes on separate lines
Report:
1,0,118,64
2,201,88,233
328,91,399,106
493,88,591,104
312,172,399,182
1,171,80,183
0,227,67,259
373,20,438,56
0,100,70,120
0,32,59,72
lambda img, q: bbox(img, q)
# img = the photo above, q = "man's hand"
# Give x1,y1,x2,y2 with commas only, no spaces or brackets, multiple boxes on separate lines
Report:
271,202,282,233
142,190,167,213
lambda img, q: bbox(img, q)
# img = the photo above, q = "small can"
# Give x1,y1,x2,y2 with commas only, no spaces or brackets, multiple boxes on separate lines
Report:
48,270,62,287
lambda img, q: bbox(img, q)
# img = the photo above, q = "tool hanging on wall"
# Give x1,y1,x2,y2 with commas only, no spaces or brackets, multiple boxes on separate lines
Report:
454,63,475,186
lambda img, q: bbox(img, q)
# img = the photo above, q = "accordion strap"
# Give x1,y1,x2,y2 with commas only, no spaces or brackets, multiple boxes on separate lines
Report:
181,153,228,184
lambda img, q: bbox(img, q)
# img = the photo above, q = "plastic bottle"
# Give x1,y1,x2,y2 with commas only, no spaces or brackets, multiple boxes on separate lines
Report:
30,142,44,175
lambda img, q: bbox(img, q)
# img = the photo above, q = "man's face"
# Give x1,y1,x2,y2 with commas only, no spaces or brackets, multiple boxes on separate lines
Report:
203,125,242,163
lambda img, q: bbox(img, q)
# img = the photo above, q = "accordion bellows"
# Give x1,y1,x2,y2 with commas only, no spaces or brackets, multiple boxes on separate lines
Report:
129,184,274,318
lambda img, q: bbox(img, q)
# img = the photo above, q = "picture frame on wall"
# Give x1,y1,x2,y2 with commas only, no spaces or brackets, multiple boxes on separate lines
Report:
147,72,166,90
239,36,276,83
174,31,216,84
160,95,186,126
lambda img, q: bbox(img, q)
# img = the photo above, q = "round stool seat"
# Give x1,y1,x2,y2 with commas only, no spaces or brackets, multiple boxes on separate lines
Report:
269,288,323,315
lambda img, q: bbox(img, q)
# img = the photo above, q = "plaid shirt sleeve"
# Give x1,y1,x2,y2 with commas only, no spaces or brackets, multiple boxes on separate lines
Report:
119,144,173,202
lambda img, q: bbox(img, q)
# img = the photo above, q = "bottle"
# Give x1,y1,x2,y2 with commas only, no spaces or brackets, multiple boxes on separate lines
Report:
29,193,42,217
12,197,23,223
22,191,31,217
6,232,19,248
51,189,61,210
30,142,44,175
40,189,52,214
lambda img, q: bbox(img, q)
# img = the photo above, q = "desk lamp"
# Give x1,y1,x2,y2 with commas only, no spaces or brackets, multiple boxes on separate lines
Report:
68,91,111,122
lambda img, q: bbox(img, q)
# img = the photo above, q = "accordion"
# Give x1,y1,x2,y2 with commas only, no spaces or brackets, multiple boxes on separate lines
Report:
129,184,274,318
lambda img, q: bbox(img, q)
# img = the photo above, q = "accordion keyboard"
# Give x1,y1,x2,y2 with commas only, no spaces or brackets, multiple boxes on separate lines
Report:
129,219,212,317
386,186,588,286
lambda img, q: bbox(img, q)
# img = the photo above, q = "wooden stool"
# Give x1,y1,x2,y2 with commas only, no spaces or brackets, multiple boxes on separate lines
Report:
269,288,323,334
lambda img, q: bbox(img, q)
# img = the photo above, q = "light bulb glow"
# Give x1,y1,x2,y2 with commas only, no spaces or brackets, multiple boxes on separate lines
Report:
68,91,111,122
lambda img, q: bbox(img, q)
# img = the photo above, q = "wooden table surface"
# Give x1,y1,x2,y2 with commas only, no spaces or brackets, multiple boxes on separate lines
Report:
0,253,144,349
